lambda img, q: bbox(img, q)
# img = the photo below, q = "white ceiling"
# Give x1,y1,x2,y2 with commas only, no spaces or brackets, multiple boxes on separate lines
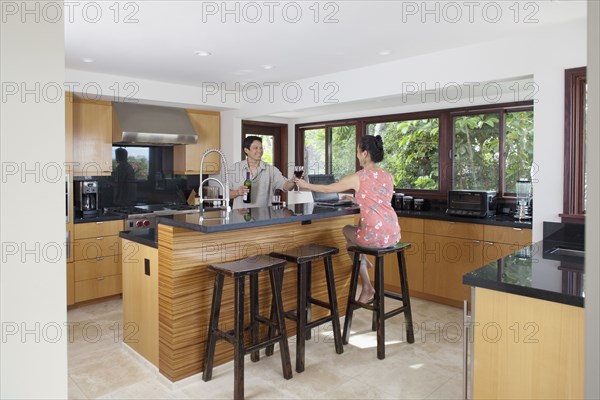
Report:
66,1,587,110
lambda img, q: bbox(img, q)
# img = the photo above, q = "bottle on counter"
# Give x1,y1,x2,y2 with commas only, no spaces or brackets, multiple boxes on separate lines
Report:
243,172,252,204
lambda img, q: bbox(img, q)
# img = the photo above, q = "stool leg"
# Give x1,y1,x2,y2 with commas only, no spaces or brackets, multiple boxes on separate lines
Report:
374,256,386,360
323,255,343,354
342,252,361,345
270,267,293,380
265,268,284,357
398,250,415,344
305,261,313,340
296,261,308,372
250,273,260,362
202,273,224,382
233,276,245,400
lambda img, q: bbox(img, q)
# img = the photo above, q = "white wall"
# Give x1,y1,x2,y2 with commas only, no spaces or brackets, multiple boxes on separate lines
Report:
1,4,68,398
585,2,599,398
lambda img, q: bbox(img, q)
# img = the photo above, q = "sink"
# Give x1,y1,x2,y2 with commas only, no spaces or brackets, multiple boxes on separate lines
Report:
548,247,585,258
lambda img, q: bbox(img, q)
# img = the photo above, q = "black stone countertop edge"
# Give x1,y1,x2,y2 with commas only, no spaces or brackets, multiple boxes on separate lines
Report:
156,206,361,233
119,229,158,249
74,214,124,224
463,273,584,308
396,210,532,229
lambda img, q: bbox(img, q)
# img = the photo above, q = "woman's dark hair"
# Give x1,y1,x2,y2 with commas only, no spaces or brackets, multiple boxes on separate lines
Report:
359,135,384,163
243,135,262,150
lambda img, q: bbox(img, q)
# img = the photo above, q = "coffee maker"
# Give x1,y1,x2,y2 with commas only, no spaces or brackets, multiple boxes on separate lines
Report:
75,180,99,218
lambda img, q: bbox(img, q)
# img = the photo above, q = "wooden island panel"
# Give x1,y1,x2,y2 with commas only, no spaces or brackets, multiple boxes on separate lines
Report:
157,215,356,382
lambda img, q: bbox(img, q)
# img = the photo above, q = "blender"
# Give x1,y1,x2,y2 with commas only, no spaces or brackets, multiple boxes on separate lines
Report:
514,179,532,220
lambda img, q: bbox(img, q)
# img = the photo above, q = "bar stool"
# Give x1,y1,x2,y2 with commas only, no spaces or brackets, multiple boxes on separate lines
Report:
202,255,292,400
342,242,415,360
267,243,344,372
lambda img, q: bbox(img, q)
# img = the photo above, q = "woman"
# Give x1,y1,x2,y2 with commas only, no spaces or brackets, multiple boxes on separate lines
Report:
295,135,400,303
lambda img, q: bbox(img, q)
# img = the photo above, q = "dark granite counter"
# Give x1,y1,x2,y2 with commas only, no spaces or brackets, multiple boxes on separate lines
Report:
73,212,124,224
119,228,158,248
463,240,584,307
396,209,532,229
157,203,360,233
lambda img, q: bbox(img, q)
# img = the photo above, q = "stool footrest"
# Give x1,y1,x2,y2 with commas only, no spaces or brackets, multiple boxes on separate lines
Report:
254,315,278,328
213,329,235,344
385,305,410,320
308,297,332,310
306,316,335,330
244,336,286,355
383,290,405,302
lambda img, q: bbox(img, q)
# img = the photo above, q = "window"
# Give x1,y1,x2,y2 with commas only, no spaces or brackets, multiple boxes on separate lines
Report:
300,124,356,180
296,101,533,199
242,121,288,174
112,146,149,180
367,118,439,189
563,67,587,221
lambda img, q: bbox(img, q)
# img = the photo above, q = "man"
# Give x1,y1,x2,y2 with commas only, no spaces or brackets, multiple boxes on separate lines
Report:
112,147,136,205
228,135,295,209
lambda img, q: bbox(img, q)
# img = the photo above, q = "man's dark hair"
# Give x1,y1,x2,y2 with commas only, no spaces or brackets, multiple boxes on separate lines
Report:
115,147,129,163
243,135,262,150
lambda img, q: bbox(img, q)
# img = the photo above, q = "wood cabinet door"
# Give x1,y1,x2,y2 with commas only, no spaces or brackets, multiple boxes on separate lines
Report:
74,220,123,239
122,240,159,366
174,111,220,174
381,231,424,293
424,219,483,240
73,100,113,176
483,225,532,246
423,234,483,304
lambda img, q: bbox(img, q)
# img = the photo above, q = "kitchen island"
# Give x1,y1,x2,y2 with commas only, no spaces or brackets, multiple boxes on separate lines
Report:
463,239,584,399
121,203,359,382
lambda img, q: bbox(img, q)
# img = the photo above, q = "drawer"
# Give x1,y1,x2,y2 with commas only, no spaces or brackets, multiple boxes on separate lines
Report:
74,220,123,239
399,217,423,234
74,255,122,282
423,220,483,240
73,235,121,261
75,274,122,303
483,225,532,246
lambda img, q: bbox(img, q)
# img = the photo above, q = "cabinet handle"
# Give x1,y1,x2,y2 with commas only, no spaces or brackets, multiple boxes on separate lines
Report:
96,221,104,225
484,241,494,245
96,276,105,281
512,228,523,231
472,240,481,244
96,257,104,261
96,237,104,240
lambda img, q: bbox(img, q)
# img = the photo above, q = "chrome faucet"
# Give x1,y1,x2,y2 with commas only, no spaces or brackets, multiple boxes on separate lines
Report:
198,148,231,217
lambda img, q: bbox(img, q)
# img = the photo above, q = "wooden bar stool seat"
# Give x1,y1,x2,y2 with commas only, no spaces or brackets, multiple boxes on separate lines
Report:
202,255,293,400
267,243,344,373
342,242,415,360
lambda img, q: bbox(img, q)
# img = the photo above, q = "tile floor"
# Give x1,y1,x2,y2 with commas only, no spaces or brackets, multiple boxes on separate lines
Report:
68,297,464,399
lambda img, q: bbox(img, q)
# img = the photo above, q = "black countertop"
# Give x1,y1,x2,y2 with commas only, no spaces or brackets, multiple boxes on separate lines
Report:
396,209,532,228
119,228,158,249
463,240,584,307
156,203,361,233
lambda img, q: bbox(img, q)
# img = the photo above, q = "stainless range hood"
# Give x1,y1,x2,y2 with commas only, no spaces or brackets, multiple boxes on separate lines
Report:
112,102,197,145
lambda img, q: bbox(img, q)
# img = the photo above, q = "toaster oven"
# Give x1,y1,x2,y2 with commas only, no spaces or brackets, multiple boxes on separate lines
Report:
446,190,497,217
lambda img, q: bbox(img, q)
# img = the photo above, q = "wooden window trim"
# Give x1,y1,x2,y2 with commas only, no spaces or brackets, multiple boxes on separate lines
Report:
562,66,587,223
296,101,533,201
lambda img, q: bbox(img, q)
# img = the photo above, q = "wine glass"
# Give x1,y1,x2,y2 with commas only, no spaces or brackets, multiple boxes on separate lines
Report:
293,166,304,191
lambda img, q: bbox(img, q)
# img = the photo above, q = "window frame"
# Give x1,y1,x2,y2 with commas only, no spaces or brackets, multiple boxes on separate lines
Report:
295,100,533,201
562,66,587,223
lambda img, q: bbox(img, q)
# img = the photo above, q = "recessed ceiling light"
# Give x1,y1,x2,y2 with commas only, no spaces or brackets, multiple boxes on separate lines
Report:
378,50,392,56
82,57,94,63
262,65,274,70
194,51,212,57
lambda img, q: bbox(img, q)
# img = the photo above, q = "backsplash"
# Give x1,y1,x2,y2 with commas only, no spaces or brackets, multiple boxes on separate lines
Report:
74,174,203,209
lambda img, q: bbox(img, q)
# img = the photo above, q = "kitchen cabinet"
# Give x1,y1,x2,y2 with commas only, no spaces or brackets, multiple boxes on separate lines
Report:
73,98,113,176
482,225,532,264
73,220,122,303
377,217,424,293
173,110,220,175
122,239,159,367
423,220,484,306
472,287,583,399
